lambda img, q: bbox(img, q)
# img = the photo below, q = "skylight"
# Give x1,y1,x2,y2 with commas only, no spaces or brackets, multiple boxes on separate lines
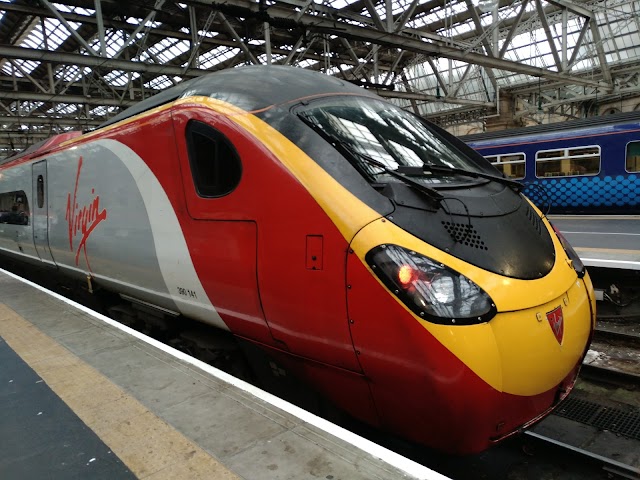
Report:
0,16,81,76
103,70,141,87
197,46,239,69
140,38,190,64
90,105,120,117
53,2,95,16
144,75,175,90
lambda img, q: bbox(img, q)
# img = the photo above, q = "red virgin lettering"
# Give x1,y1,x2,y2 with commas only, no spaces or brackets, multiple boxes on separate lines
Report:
65,157,107,269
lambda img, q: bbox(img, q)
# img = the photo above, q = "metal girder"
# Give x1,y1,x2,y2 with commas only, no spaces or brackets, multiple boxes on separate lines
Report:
219,12,260,65
589,17,613,85
0,115,102,126
39,0,99,56
188,0,610,90
499,0,529,59
363,0,386,32
0,45,208,78
113,0,166,60
536,0,563,71
547,0,593,19
374,88,494,107
0,90,136,107
0,2,362,69
463,0,498,93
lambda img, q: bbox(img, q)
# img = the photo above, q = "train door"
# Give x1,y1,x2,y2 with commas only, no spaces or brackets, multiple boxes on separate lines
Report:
171,108,275,345
31,161,56,265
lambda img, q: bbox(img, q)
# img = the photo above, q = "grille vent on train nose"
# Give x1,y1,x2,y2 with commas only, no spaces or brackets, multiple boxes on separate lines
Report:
442,221,488,250
525,204,543,235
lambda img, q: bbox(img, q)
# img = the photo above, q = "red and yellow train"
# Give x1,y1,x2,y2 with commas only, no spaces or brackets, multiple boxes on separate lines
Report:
0,66,595,454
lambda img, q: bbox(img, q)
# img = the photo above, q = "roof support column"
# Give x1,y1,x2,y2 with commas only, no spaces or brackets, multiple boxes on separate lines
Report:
536,0,562,70
562,8,568,71
189,6,199,67
219,12,260,64
264,22,272,65
94,0,107,57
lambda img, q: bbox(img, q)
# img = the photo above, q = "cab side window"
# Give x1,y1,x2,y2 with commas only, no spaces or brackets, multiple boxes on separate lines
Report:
186,120,242,197
0,191,30,225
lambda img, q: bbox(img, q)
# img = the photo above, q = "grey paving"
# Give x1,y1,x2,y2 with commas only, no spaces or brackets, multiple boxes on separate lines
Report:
0,336,134,480
0,270,438,480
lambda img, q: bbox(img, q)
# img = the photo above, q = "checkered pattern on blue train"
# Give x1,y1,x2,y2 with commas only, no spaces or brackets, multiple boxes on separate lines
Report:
523,174,640,213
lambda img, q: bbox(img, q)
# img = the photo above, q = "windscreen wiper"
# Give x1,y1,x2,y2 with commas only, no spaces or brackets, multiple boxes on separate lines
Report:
396,164,523,192
339,145,444,205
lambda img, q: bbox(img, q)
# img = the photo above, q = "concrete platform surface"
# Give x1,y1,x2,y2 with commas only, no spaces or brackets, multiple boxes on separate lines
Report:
0,268,447,480
549,215,640,270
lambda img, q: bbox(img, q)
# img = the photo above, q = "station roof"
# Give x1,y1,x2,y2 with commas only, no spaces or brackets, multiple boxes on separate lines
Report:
1,0,639,156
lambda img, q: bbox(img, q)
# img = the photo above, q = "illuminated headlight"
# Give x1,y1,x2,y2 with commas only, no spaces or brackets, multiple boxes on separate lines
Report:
366,244,497,325
551,224,586,278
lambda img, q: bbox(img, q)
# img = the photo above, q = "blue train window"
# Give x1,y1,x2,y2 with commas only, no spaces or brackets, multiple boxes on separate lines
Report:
535,146,600,178
485,153,525,179
0,191,29,225
626,142,640,172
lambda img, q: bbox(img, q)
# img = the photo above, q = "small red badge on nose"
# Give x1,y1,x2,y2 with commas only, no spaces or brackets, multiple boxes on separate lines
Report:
546,306,564,344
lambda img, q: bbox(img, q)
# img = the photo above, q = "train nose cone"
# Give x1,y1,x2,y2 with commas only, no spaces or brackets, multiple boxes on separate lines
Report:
489,279,592,397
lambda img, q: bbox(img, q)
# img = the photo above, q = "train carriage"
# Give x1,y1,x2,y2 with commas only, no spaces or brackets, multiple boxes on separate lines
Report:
0,66,595,454
461,112,640,214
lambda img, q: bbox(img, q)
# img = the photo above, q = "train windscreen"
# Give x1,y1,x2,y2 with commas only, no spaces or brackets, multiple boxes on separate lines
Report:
297,96,495,186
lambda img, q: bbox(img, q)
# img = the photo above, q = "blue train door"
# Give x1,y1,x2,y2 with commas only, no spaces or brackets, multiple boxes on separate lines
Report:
32,160,56,265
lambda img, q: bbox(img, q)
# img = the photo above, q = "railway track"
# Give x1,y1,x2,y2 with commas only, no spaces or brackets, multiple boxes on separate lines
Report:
524,431,640,479
583,322,640,390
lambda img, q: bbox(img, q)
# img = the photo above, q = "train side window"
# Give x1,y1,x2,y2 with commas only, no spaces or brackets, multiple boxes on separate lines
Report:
486,153,525,179
37,175,44,208
626,141,640,172
535,145,600,178
185,120,242,197
0,190,30,226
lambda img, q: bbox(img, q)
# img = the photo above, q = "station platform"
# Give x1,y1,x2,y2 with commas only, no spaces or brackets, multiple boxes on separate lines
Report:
0,268,447,480
549,215,640,270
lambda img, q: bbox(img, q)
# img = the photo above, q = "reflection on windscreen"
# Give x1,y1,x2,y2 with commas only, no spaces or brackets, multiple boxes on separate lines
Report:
299,97,486,185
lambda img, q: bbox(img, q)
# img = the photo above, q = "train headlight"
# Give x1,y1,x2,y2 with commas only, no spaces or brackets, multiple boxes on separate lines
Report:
366,244,497,325
551,225,586,278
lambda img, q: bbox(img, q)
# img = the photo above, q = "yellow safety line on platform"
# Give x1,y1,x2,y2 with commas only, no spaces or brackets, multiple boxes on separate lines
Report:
0,304,238,480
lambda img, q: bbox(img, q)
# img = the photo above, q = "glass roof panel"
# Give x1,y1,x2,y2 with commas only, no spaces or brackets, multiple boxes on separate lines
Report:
139,38,191,63
197,46,239,69
53,2,95,16
47,103,78,115
54,64,93,82
103,70,141,87
144,75,175,90
0,60,41,77
90,105,120,117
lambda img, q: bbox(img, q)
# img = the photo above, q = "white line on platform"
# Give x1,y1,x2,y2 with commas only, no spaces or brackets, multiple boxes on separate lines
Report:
0,267,449,480
582,258,640,269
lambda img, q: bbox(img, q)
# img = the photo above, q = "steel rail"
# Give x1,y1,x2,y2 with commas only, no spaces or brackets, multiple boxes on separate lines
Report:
524,431,640,479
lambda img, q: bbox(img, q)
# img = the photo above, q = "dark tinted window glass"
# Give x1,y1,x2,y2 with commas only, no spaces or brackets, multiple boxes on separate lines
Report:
186,121,242,197
0,190,30,225
37,175,44,208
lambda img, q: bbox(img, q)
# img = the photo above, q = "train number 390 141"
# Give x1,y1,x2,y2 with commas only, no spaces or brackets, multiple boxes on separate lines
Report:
177,287,197,299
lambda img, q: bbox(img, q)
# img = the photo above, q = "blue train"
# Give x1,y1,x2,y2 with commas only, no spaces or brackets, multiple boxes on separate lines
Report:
460,112,640,214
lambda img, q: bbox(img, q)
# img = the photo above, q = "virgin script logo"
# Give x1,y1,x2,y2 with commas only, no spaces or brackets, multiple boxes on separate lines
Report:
65,156,107,270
